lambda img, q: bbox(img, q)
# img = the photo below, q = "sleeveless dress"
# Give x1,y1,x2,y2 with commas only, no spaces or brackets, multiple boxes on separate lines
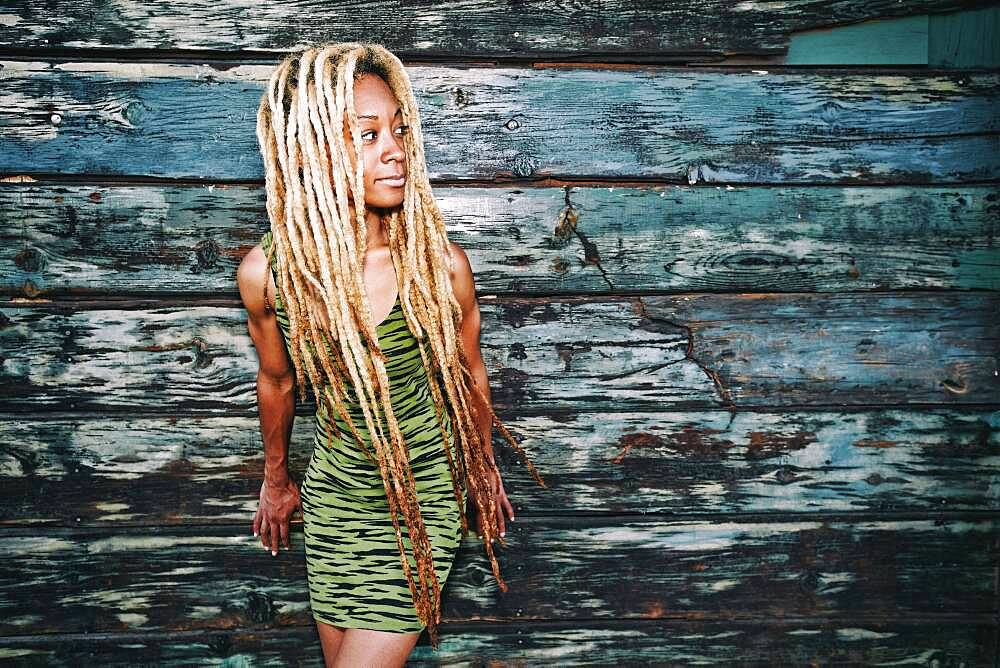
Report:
260,230,465,633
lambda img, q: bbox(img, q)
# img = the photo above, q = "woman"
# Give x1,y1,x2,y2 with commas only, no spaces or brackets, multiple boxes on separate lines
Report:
236,42,545,665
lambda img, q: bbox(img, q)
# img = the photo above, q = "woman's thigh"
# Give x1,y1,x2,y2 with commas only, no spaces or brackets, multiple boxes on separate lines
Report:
333,627,421,668
315,620,346,667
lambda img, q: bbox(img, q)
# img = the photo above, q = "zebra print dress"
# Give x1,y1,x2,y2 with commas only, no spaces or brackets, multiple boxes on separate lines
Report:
260,230,465,633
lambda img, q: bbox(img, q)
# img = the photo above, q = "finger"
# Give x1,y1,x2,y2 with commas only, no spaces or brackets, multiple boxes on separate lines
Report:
260,518,273,548
269,521,279,556
252,509,261,537
279,518,290,550
502,495,515,521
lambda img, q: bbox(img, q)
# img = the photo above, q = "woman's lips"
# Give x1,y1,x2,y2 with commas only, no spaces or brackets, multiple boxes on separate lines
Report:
377,175,406,187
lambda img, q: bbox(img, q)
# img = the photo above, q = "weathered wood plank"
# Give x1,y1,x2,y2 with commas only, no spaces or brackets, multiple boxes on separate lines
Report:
1,409,996,526
0,0,985,55
0,619,994,666
0,517,993,636
2,183,998,297
646,291,1000,408
1,294,996,412
1,61,997,182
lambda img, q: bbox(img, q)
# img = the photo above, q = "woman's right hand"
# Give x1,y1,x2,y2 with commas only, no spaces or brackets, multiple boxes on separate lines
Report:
473,464,514,543
253,476,303,556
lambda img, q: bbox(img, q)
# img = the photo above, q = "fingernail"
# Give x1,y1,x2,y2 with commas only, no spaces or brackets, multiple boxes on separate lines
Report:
272,550,277,556
253,532,258,537
501,531,506,537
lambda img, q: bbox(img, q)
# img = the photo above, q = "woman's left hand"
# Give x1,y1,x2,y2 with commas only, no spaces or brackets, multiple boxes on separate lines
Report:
473,464,515,542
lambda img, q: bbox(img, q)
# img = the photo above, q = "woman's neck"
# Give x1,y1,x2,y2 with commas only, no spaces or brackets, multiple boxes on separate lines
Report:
349,204,388,250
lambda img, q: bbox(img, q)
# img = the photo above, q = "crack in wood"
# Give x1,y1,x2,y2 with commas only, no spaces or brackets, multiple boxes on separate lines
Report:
634,297,737,418
559,186,614,291
597,357,688,382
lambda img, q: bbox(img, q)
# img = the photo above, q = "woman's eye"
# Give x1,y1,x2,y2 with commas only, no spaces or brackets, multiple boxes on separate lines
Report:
395,124,410,135
361,130,376,141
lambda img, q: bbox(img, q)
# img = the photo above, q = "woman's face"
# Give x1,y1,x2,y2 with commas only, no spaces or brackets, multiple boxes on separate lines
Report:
342,73,408,209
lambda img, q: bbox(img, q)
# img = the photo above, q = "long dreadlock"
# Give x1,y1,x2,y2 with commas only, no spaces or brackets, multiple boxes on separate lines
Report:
255,42,546,648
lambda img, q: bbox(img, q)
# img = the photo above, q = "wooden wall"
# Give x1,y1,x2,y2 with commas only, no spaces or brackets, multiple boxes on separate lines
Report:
1,1,998,664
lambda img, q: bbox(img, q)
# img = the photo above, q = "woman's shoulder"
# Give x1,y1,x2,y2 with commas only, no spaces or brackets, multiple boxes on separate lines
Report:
445,240,473,281
236,243,269,315
238,229,279,316
444,240,478,314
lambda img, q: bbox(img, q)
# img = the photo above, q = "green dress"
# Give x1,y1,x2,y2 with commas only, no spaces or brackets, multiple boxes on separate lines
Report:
260,230,465,632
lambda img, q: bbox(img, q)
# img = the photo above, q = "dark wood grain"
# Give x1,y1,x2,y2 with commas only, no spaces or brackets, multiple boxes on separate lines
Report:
1,62,997,182
1,409,996,526
1,294,996,412
0,0,987,55
0,619,994,666
0,516,994,636
2,183,998,298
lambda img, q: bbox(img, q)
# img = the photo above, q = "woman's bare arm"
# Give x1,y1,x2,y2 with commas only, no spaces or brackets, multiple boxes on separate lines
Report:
236,245,301,556
447,241,514,539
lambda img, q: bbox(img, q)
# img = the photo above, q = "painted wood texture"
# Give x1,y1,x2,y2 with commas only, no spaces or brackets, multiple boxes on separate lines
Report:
0,0,987,54
2,183,998,297
0,517,994,636
1,2,997,663
1,62,998,183
786,15,930,65
1,295,997,413
1,409,996,526
783,4,1000,69
0,621,994,666
784,5,1000,67
929,4,1000,67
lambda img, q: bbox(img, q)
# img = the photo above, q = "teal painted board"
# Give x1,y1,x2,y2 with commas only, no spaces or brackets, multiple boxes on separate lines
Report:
0,0,985,55
0,518,994,635
1,409,996,525
930,4,1000,67
786,15,929,64
0,294,997,413
2,183,998,297
1,62,998,182
0,621,994,666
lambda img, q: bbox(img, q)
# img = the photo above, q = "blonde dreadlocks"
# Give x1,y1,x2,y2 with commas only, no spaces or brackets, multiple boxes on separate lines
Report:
255,42,546,648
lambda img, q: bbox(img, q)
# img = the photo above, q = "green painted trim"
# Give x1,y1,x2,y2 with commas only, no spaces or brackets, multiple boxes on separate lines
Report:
786,14,928,65
785,5,1000,67
929,4,1000,67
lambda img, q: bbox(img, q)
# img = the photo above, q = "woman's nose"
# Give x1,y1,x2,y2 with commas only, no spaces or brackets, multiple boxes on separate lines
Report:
382,135,405,163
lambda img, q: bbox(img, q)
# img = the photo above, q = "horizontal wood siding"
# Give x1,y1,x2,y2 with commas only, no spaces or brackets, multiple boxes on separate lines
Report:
1,409,996,526
2,183,999,297
0,621,994,666
1,63,997,182
1,294,997,412
0,518,995,635
0,0,987,54
0,1,996,664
